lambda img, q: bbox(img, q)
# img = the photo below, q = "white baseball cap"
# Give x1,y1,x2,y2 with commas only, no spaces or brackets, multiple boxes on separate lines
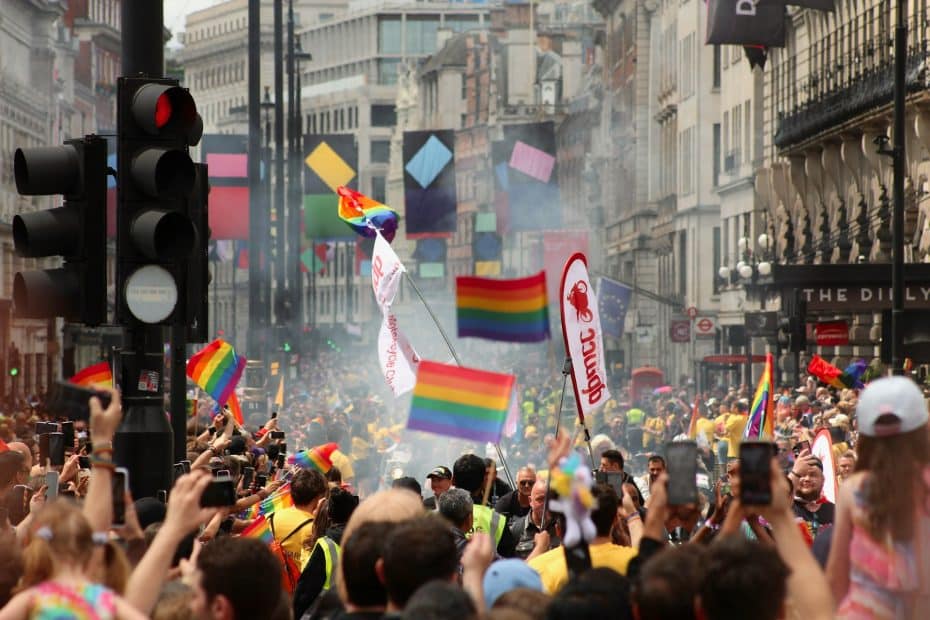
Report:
855,376,929,437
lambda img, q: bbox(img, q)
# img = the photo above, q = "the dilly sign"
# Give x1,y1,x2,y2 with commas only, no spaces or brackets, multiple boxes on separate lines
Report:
800,286,930,311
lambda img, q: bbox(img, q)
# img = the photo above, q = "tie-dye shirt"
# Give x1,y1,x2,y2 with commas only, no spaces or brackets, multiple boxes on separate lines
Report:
29,580,117,620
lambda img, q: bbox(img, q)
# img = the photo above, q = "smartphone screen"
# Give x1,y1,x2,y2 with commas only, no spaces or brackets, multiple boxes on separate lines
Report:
279,442,287,455
112,468,128,526
180,460,192,473
78,456,91,469
48,432,65,467
740,441,775,506
666,441,698,506
215,469,230,478
157,490,167,504
242,467,255,488
173,463,185,481
256,474,268,488
200,476,237,507
45,470,60,501
60,422,74,453
793,440,811,457
271,431,285,439
38,434,50,466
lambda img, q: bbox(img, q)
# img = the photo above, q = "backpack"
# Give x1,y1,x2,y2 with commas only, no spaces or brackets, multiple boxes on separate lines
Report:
269,513,314,594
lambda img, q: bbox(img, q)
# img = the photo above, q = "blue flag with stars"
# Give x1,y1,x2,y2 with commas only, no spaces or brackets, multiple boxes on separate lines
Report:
597,277,633,339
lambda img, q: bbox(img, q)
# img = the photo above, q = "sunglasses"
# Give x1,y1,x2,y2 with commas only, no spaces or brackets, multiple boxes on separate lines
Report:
518,480,535,486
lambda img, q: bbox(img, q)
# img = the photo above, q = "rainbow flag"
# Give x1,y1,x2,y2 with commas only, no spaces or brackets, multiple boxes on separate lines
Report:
240,515,274,544
227,393,244,426
259,485,294,515
186,339,246,414
743,352,774,439
70,361,113,388
407,360,515,443
336,186,398,241
688,394,701,439
456,272,549,343
288,442,338,473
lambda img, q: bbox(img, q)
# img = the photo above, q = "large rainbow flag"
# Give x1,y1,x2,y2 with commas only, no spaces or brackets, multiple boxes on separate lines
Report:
336,186,398,241
743,352,774,439
407,361,515,443
240,514,273,544
70,361,113,389
456,272,549,343
186,339,247,421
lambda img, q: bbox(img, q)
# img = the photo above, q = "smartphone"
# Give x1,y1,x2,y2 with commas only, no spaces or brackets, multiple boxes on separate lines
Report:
78,456,91,469
173,463,186,481
46,381,112,421
666,441,698,506
35,421,57,436
200,475,237,507
242,467,255,488
256,474,268,488
275,454,285,469
157,490,167,504
112,468,129,526
740,441,775,506
215,469,230,478
38,433,50,466
45,470,60,501
180,460,192,474
48,432,65,467
279,442,287,455
270,431,285,439
60,422,75,453
594,471,624,497
792,440,811,457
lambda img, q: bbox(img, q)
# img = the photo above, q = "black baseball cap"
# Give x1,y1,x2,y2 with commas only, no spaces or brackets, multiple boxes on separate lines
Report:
427,466,452,480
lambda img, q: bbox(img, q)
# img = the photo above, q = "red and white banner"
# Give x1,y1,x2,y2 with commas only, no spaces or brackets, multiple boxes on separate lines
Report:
372,231,419,395
815,321,849,346
811,429,838,504
560,253,610,423
378,313,420,396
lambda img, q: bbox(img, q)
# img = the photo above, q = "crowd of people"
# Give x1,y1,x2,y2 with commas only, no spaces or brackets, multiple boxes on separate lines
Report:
0,345,928,619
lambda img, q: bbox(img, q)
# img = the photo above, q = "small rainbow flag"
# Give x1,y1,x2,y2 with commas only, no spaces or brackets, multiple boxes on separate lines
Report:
407,360,515,444
240,515,274,544
456,272,549,343
743,352,774,439
70,361,113,389
288,443,338,474
336,186,398,241
259,485,294,515
186,339,246,415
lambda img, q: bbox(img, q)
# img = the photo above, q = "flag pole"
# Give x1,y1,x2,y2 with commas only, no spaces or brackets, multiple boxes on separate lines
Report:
543,358,573,527
400,270,516,490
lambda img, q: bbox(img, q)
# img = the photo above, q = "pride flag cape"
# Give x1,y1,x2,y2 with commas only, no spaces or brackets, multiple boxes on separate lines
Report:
187,339,247,421
240,515,274,544
288,443,338,474
456,272,550,343
70,361,113,389
336,186,398,241
743,352,774,439
407,360,515,444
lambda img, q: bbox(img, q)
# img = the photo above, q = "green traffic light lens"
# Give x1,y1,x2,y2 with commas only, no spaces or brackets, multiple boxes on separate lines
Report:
9,368,18,377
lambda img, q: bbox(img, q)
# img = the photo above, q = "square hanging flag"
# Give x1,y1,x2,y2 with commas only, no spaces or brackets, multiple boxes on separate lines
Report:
456,272,550,343
407,361,515,444
201,134,250,240
403,130,457,236
303,134,358,241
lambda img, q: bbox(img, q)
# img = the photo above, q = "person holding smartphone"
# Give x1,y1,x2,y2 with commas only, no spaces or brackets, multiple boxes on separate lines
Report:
789,452,834,540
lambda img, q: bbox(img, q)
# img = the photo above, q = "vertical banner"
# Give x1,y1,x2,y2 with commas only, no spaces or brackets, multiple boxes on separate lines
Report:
403,130,457,236
705,0,787,46
597,277,633,339
201,134,250,239
303,134,358,240
560,253,611,423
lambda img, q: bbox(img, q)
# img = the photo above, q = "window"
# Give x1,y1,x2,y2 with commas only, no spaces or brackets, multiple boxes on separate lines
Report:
407,17,440,55
371,176,386,202
379,17,402,54
371,105,396,127
679,33,694,98
744,99,751,166
678,231,687,299
461,73,467,99
371,140,390,163
722,111,729,171
447,16,479,33
712,123,721,187
679,127,694,195
732,104,741,168
378,59,400,85
713,45,721,88
713,227,722,293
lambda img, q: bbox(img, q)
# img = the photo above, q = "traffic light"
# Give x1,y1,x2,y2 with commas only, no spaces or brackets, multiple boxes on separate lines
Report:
11,136,107,324
186,163,210,342
116,77,204,327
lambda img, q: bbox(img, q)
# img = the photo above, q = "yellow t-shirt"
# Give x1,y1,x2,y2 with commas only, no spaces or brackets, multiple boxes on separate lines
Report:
695,417,716,446
528,542,638,594
725,414,748,458
331,449,355,481
270,506,315,564
643,416,665,449
713,413,729,441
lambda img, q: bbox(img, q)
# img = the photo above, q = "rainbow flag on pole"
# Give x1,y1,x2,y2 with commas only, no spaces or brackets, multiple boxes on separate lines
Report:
288,443,338,473
70,361,113,389
240,515,274,544
743,352,774,439
407,360,515,443
456,272,549,343
336,186,398,241
186,339,247,419
259,485,294,515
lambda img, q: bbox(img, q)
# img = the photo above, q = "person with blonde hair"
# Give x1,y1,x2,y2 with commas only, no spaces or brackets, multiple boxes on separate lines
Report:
826,376,930,619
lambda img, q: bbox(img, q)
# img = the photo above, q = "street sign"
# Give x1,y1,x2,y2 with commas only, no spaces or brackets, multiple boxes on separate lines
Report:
686,306,698,320
670,320,690,343
695,316,717,338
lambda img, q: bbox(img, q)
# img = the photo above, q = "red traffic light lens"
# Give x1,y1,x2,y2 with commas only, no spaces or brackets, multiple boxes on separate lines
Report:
155,93,173,129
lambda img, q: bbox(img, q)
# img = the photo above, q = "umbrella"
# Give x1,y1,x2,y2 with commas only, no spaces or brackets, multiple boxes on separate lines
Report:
653,386,673,395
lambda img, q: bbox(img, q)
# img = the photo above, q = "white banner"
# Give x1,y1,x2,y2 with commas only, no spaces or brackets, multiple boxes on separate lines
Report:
372,232,406,313
378,312,420,396
560,253,610,423
811,429,838,504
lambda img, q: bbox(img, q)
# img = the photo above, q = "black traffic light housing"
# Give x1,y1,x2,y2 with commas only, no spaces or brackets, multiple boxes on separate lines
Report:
117,77,204,327
12,136,107,325
186,163,210,342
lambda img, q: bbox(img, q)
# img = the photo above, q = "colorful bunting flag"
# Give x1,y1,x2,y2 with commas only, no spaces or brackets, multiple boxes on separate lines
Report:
407,361,515,444
456,272,550,343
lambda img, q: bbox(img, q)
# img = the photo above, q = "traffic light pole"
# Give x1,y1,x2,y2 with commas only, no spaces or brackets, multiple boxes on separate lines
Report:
121,1,163,77
274,0,287,322
248,0,269,360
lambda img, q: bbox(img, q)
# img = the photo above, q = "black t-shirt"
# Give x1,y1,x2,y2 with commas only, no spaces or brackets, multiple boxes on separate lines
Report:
494,490,530,520
793,499,835,538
